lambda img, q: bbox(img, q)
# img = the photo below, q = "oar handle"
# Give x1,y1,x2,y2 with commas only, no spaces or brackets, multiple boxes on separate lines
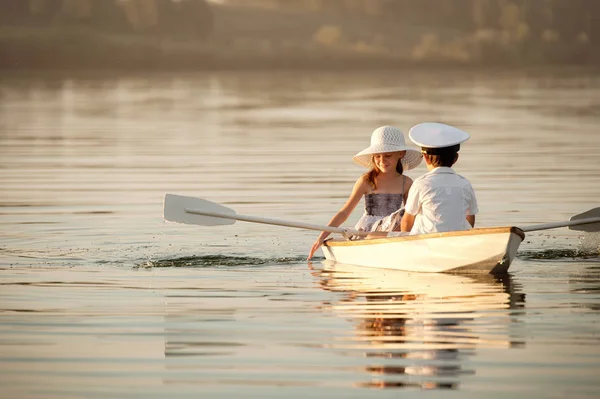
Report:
185,208,369,237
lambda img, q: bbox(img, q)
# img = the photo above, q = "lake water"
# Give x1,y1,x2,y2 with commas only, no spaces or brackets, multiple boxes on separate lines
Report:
1,68,599,398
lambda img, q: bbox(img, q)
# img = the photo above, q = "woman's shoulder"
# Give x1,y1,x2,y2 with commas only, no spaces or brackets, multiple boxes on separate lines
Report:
357,173,370,185
354,174,371,192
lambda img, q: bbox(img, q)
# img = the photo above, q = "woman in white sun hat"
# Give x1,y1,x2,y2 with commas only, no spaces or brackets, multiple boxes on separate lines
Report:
308,126,422,260
369,122,478,238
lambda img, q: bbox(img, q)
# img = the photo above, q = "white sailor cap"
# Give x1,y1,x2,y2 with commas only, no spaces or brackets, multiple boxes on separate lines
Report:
408,122,470,149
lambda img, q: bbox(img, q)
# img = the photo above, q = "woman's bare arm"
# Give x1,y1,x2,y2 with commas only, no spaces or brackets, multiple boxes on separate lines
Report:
308,177,368,259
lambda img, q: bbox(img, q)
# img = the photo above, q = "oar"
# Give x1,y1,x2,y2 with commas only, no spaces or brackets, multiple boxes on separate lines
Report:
519,207,600,233
165,194,599,236
163,194,369,238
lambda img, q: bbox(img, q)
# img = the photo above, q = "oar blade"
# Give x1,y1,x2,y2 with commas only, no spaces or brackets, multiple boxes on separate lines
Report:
569,207,600,232
164,194,236,226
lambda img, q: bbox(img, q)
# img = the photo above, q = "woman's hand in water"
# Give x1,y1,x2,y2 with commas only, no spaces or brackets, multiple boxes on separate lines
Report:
308,236,327,260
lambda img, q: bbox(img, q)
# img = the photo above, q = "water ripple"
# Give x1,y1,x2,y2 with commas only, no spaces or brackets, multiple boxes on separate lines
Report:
141,255,307,268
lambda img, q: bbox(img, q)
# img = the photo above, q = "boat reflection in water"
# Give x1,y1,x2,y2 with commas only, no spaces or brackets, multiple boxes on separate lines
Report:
315,262,526,390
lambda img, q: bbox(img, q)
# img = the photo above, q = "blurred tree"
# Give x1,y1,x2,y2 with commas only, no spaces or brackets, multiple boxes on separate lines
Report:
114,0,213,38
120,0,159,31
158,0,214,38
554,0,588,41
0,0,213,38
525,0,551,41
88,0,131,32
473,0,501,30
306,0,325,11
28,0,62,23
0,0,30,23
62,0,92,20
591,0,600,49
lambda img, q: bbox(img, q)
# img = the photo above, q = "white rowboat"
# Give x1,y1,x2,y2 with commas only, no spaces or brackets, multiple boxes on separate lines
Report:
163,194,600,275
322,227,524,274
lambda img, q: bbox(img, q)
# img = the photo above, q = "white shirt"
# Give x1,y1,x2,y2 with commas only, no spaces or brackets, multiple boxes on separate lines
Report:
404,167,478,235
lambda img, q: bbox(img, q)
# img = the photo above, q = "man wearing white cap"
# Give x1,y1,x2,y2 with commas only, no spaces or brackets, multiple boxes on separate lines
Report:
373,122,478,237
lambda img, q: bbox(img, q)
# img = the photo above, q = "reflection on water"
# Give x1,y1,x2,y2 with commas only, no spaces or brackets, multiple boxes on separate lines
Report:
0,69,599,397
316,264,525,390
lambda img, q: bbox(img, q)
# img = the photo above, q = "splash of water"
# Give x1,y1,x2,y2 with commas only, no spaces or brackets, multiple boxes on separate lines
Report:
580,232,600,254
139,254,308,268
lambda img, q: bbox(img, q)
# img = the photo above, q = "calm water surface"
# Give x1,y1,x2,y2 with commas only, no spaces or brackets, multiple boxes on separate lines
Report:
1,69,599,398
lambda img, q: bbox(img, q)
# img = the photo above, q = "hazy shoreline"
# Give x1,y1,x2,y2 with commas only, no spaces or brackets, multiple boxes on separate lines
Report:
1,2,597,72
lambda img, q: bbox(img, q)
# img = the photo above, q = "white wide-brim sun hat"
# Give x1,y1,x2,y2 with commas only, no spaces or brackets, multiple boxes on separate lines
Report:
409,122,470,148
352,126,422,170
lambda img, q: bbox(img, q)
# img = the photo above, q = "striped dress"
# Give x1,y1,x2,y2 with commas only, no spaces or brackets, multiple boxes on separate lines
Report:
354,193,405,232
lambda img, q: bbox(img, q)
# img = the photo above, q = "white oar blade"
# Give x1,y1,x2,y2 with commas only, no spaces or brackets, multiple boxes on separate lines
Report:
569,207,600,232
164,194,236,226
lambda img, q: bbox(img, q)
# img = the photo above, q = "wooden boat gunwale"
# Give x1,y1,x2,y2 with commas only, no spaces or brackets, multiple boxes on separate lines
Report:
323,226,525,247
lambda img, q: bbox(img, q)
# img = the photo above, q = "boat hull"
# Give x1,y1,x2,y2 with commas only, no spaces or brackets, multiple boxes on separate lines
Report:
322,227,525,274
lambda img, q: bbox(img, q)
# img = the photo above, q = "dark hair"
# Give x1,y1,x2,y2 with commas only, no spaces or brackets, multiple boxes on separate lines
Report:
422,144,460,168
364,157,404,190
396,159,404,175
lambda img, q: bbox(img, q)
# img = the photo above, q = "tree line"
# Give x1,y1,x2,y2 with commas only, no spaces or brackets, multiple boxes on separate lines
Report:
0,0,596,69
0,0,214,38
1,0,594,46
225,0,595,45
